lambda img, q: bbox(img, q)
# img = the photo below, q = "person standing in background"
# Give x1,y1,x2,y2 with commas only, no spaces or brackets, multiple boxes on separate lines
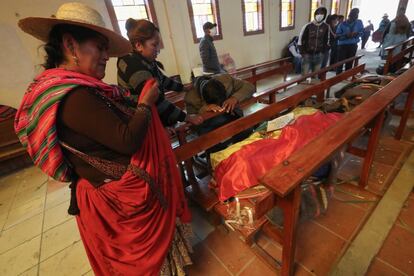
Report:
361,20,374,49
335,8,364,74
374,14,390,48
380,13,411,59
322,14,338,68
199,22,224,74
298,7,330,74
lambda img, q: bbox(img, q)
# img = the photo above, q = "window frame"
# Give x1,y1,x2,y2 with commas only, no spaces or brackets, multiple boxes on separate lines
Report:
241,0,265,36
187,0,223,44
104,0,160,36
309,0,323,21
346,0,353,17
279,0,296,31
330,0,340,15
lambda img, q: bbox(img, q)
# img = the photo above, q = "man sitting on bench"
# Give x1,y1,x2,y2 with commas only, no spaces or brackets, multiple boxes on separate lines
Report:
185,74,255,153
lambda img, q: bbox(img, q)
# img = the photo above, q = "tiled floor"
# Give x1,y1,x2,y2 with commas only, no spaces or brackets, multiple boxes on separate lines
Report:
3,145,410,275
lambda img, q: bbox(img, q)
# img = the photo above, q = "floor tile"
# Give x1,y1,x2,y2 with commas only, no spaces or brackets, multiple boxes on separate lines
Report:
238,257,277,276
312,197,367,240
0,235,41,275
12,182,46,210
45,183,71,210
334,183,379,211
0,180,18,203
19,265,38,276
43,200,72,232
15,166,48,194
40,218,81,261
397,195,414,231
3,195,44,230
295,221,347,276
0,213,43,254
203,225,255,274
366,257,406,276
367,162,397,195
187,242,230,276
190,205,215,241
82,270,94,276
39,239,91,275
0,197,13,216
376,225,414,275
46,179,67,194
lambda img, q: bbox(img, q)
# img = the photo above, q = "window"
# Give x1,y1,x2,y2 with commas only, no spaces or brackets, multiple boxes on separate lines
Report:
242,0,264,36
187,0,222,43
346,0,353,17
331,0,340,15
309,0,322,21
104,0,159,38
280,0,295,31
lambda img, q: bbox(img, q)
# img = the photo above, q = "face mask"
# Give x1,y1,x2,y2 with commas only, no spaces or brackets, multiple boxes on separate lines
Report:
315,14,324,22
210,28,217,36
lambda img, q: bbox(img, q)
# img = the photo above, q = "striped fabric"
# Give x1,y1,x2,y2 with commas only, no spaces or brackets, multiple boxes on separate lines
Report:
14,68,130,182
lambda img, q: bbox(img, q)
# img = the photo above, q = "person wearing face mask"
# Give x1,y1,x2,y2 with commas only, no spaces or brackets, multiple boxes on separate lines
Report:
322,14,339,68
199,21,224,74
298,7,330,75
117,19,203,128
335,8,364,74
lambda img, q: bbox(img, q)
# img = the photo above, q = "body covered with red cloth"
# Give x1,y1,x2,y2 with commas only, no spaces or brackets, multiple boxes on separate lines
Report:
214,112,342,201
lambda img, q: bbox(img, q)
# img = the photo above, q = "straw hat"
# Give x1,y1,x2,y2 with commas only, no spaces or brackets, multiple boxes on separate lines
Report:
18,2,131,57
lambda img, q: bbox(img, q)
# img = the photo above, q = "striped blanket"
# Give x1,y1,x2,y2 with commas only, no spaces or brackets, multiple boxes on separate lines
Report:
14,68,129,182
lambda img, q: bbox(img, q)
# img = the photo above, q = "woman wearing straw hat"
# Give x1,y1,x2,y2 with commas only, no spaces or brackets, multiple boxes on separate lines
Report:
15,2,192,275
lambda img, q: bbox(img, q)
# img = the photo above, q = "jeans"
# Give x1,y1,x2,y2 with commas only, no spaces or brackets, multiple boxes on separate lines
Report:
301,53,323,75
321,50,330,69
335,44,358,74
293,56,302,74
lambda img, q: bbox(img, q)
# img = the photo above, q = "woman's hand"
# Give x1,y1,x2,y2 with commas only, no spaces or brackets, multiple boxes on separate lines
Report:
185,114,204,125
222,97,238,113
205,104,224,113
139,79,159,106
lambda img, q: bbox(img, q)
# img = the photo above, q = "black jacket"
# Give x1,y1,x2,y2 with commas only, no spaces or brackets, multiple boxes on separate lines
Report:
298,21,330,55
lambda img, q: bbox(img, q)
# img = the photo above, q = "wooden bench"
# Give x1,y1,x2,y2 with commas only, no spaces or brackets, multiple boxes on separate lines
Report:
174,55,364,189
0,117,31,175
259,65,414,275
173,63,414,275
383,36,414,75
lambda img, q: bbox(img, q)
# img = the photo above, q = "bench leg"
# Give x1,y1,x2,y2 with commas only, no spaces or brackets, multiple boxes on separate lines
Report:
359,110,385,188
280,186,301,276
395,85,414,140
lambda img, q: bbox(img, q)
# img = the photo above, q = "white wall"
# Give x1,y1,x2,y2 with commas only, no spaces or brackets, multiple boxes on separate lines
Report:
0,0,337,109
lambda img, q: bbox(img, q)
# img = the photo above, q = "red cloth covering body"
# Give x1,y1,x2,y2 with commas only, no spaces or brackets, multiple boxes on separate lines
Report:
214,112,342,201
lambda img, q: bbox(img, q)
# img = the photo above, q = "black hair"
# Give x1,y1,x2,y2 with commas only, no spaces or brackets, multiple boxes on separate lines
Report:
326,14,338,25
43,24,103,69
198,78,227,105
125,18,160,49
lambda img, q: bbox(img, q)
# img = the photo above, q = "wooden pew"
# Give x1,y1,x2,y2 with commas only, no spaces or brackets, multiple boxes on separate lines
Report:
173,65,414,275
259,65,414,276
383,36,414,75
165,57,293,109
174,55,364,190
